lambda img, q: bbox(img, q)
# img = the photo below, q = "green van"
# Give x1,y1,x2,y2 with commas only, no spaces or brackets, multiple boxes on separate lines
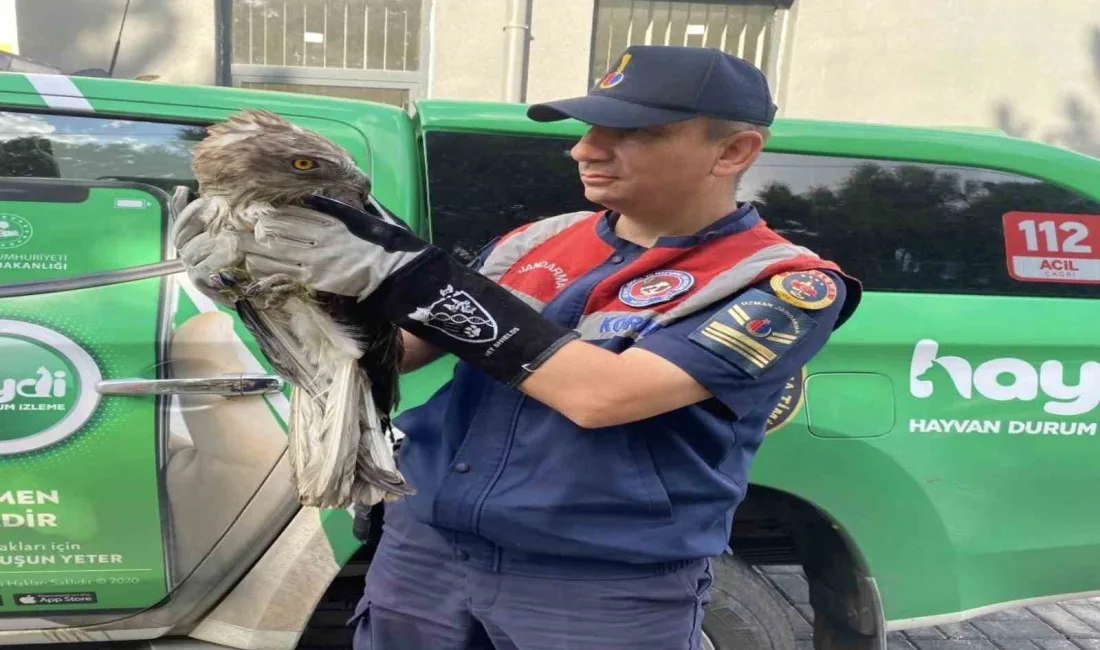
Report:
0,71,1097,650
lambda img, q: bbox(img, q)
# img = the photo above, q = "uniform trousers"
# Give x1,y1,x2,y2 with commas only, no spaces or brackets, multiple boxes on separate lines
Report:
349,498,714,650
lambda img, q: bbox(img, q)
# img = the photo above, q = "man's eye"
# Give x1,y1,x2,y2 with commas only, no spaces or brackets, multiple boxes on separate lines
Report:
292,158,318,171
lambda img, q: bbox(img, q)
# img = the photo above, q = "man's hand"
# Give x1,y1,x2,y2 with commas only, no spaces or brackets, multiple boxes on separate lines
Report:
174,194,579,389
171,193,242,308
171,193,425,302
243,205,426,299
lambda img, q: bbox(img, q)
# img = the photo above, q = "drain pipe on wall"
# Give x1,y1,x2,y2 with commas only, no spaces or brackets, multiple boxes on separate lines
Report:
502,0,533,103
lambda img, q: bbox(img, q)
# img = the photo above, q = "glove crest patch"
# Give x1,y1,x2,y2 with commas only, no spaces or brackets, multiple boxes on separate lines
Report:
408,284,500,343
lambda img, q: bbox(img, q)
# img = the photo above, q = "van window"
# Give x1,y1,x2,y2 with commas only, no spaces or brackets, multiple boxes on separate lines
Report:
422,131,599,264
740,152,1100,299
0,110,204,194
424,131,1100,298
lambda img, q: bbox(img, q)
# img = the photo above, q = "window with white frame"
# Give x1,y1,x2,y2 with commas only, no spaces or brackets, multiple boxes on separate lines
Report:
590,0,794,90
227,0,429,110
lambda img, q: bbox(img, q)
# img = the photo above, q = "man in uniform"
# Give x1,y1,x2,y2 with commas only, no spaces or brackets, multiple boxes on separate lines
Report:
176,45,861,649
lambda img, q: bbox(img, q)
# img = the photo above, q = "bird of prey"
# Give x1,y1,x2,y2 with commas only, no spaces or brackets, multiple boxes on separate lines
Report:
178,108,413,509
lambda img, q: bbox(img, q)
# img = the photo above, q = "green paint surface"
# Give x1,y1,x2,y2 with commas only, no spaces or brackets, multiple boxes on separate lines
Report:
0,185,169,613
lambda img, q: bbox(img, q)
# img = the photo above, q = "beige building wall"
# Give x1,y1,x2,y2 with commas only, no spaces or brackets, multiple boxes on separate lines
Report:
778,0,1100,157
9,0,1098,159
428,0,1100,159
428,0,508,100
428,0,595,103
12,0,216,86
525,0,595,104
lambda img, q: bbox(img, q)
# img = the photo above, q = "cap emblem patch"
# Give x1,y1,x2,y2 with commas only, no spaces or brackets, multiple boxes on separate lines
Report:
598,54,632,90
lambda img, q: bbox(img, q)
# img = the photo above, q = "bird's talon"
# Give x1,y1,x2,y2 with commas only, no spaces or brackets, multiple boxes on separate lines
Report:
243,274,297,296
241,274,299,309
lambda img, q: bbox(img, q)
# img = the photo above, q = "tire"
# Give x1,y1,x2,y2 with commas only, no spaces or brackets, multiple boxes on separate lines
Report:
701,553,797,650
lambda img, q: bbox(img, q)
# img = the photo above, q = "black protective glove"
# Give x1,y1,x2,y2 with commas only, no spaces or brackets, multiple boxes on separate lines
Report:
282,194,579,387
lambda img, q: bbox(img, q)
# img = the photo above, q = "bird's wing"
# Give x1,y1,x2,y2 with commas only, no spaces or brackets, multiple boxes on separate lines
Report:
235,300,317,386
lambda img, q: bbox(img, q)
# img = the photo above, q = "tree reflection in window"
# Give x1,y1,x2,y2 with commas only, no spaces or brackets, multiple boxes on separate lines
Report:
743,154,1100,297
424,132,1100,299
0,111,206,195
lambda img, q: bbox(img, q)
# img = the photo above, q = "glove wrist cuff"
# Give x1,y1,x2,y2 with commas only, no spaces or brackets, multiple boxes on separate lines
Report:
366,247,578,386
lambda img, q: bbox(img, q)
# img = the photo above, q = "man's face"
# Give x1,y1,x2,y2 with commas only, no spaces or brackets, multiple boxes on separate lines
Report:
569,117,754,215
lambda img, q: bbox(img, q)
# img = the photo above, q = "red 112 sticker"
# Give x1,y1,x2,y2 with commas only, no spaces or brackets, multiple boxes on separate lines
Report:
1002,211,1100,284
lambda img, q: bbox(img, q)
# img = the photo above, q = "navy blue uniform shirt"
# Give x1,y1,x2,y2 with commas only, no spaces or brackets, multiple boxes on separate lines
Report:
392,205,849,578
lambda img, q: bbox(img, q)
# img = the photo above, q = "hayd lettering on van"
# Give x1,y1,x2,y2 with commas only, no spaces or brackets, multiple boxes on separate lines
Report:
909,339,1099,436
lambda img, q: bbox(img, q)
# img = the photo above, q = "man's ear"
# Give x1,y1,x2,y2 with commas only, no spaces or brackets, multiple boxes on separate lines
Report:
712,130,765,179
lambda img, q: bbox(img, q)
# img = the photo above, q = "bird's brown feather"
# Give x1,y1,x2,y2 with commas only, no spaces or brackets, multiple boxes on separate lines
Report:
188,108,411,507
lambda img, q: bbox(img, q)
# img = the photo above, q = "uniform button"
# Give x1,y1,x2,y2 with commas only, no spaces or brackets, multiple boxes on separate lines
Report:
453,462,471,473
455,550,469,561
610,254,624,264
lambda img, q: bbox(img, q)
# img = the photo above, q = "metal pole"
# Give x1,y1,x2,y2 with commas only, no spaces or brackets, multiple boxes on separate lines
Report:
215,0,234,86
502,0,532,103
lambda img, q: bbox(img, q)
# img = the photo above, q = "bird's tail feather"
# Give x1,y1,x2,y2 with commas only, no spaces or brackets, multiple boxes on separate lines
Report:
243,296,412,509
354,376,414,504
296,357,361,509
287,386,321,498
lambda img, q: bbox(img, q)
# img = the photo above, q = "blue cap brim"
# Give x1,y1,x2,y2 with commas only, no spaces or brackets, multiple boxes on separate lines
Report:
527,94,696,128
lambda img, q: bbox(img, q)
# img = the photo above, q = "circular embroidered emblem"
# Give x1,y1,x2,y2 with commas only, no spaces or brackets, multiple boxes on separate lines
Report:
770,270,838,310
765,367,807,436
619,270,695,308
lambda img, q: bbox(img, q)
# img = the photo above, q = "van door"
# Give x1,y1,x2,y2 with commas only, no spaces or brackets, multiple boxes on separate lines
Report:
0,107,295,628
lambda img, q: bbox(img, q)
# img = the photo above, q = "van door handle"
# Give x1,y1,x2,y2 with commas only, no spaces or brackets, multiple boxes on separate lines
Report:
96,374,285,396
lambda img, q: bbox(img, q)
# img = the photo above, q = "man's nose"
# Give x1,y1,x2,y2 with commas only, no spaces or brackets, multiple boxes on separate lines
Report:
571,127,615,163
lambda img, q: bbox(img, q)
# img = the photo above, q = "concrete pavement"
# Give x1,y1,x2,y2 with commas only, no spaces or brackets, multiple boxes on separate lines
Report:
760,566,1100,650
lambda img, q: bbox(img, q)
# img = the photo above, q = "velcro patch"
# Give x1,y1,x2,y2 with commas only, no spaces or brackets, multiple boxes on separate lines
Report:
688,288,817,378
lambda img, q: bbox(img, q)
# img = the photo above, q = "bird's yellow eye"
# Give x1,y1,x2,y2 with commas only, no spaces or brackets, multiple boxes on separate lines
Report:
292,158,318,171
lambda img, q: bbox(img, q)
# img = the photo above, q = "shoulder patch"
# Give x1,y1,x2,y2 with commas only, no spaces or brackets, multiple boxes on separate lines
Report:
688,288,817,378
619,270,695,308
770,270,838,310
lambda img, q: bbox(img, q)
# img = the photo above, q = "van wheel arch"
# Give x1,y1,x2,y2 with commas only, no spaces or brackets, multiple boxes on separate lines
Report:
730,484,888,650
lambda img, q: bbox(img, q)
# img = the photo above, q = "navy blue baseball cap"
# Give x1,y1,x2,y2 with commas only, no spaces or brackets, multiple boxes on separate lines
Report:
527,45,777,129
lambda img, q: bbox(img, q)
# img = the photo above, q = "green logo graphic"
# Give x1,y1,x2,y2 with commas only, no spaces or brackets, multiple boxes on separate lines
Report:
0,214,33,250
0,321,101,455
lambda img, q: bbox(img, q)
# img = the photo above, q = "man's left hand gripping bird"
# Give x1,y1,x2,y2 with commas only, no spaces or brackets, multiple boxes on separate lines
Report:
170,109,414,509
